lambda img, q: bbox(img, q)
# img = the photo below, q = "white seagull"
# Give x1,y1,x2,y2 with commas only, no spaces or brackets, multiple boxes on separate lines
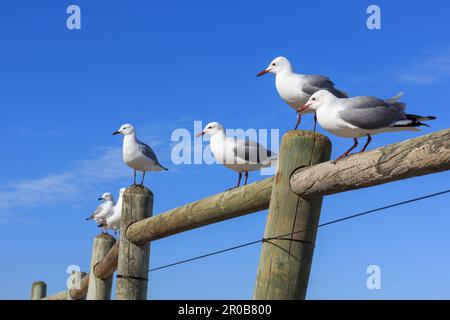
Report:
86,192,115,232
113,124,168,185
257,56,348,130
196,122,278,189
98,187,126,235
298,90,436,161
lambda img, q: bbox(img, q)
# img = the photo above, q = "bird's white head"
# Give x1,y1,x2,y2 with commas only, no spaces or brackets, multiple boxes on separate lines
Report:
113,124,135,136
297,90,336,113
98,192,113,201
257,56,292,77
196,121,225,137
119,188,126,195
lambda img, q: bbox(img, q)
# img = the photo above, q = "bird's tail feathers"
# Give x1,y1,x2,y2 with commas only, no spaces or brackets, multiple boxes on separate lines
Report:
387,92,404,103
158,164,169,171
406,114,437,122
393,115,435,128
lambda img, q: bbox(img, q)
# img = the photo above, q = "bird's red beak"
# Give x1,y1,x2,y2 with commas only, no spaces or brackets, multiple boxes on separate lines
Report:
297,103,311,114
256,69,270,77
195,131,205,138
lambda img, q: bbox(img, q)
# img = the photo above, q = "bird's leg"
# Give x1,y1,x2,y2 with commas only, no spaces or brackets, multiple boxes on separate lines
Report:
244,171,249,186
237,172,242,188
140,171,146,185
333,138,359,163
133,170,137,185
294,113,302,130
313,113,318,132
359,134,372,153
226,172,243,191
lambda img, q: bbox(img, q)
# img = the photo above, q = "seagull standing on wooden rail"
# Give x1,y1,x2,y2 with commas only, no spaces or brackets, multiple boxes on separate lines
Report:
298,90,436,161
86,192,115,233
113,124,168,185
98,187,126,235
257,56,348,130
196,122,278,189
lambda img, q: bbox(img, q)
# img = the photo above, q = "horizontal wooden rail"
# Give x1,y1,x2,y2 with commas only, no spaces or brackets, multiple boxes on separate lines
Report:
126,177,274,245
290,128,450,197
94,241,119,279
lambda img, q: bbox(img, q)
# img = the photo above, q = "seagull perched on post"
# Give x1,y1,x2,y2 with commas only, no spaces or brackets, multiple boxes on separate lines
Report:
298,90,436,161
196,122,277,189
257,56,347,130
113,124,168,185
86,192,115,233
98,188,126,236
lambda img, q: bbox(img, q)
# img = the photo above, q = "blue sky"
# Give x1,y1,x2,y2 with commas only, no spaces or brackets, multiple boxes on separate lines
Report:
1,0,449,299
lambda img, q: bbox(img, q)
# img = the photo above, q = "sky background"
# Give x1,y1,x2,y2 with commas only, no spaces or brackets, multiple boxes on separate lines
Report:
1,0,449,300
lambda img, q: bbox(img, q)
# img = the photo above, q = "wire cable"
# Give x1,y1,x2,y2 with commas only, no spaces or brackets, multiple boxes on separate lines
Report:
142,189,450,274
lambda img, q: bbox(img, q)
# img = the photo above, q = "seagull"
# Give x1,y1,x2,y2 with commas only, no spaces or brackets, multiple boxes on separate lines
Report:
257,56,348,130
86,193,115,233
298,90,436,161
113,124,168,185
98,188,126,235
196,122,278,189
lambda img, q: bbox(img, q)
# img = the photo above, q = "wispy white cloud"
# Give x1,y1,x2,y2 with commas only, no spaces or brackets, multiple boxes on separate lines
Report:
0,146,128,213
396,47,450,84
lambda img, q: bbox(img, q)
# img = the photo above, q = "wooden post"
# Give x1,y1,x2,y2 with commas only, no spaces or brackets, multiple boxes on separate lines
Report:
31,281,47,300
116,185,153,300
87,233,116,300
254,130,332,300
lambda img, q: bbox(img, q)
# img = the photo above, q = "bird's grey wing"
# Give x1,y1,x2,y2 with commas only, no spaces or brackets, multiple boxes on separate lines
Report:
91,202,105,218
301,75,348,98
137,140,160,163
233,139,276,164
339,97,406,129
136,140,168,170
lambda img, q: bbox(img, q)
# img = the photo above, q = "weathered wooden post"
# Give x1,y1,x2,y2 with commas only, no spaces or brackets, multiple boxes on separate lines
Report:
87,233,116,300
31,281,47,300
254,130,332,300
116,185,153,300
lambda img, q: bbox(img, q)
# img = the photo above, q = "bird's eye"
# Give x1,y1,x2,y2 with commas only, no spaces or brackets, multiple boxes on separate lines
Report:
312,98,316,101
272,63,276,66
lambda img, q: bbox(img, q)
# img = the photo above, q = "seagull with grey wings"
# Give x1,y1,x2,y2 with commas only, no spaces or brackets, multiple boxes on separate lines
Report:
257,56,348,130
297,90,436,161
197,122,278,189
86,192,115,233
113,124,168,185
